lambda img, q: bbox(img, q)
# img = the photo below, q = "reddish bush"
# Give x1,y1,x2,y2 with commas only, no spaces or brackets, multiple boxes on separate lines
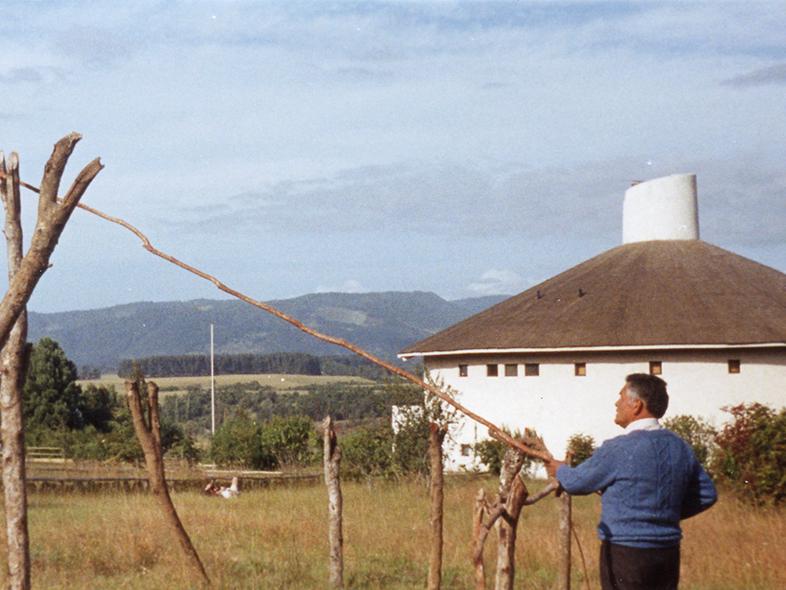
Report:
711,403,786,505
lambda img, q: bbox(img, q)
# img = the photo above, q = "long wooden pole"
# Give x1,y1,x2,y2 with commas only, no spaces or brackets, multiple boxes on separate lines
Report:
210,323,215,435
0,171,551,462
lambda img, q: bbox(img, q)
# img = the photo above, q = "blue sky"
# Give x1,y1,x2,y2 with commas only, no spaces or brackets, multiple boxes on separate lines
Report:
2,1,785,312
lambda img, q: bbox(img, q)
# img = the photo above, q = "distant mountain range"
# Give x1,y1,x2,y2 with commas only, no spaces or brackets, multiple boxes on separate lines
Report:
28,292,507,370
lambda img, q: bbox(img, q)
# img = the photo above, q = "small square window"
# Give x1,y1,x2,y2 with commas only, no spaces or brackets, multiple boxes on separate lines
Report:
728,359,741,374
486,364,498,377
649,361,662,375
458,364,468,377
574,362,586,377
460,444,472,457
524,363,540,377
504,364,518,377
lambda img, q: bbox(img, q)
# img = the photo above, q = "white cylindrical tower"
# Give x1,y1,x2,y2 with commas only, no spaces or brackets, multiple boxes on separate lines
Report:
622,174,699,244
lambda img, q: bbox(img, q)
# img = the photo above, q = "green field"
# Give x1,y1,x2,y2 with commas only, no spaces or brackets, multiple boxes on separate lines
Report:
79,373,376,397
5,477,784,589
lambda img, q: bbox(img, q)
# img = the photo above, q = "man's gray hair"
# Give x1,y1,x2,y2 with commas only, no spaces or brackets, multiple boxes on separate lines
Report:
625,373,669,418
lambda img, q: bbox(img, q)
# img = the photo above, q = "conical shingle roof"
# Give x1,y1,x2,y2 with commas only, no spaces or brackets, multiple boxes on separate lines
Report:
401,240,786,355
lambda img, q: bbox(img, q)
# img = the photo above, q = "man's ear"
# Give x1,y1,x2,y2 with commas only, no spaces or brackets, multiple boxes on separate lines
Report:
631,397,645,416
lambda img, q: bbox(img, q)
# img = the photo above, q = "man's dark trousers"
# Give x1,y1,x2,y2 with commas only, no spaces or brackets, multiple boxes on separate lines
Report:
600,541,680,590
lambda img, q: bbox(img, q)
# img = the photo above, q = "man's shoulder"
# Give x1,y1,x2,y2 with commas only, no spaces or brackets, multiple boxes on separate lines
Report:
597,433,632,451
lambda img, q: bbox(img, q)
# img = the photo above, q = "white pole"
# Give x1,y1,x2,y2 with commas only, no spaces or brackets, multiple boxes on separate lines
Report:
210,323,216,435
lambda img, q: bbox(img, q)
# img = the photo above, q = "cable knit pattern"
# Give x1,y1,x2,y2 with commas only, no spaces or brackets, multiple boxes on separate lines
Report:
557,429,717,548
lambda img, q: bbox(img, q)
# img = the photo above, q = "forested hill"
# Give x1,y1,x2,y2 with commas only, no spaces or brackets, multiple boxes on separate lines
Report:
28,291,506,370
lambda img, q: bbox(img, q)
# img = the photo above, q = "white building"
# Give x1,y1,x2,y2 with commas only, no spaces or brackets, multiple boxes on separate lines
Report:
399,174,786,469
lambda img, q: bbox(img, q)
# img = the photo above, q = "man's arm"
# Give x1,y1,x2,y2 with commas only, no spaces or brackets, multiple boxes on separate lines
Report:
681,461,718,519
547,441,617,495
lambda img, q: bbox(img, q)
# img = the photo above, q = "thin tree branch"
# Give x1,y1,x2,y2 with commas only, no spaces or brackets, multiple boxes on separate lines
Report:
521,480,559,506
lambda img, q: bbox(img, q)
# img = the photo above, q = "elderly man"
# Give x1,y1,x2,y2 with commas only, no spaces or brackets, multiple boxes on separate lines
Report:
545,373,717,590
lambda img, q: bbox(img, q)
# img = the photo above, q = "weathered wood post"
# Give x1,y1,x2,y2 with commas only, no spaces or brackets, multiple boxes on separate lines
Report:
125,380,210,586
0,151,30,590
494,448,528,590
557,492,572,590
428,422,447,590
323,415,344,588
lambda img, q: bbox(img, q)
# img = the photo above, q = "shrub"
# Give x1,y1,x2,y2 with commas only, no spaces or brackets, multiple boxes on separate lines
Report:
340,423,394,479
566,433,596,466
260,415,317,468
391,405,430,478
210,414,276,469
473,429,537,475
474,438,506,475
662,414,717,468
711,403,786,505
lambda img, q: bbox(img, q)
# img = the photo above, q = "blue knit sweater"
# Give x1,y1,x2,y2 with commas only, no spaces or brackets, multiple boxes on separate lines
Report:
556,429,717,548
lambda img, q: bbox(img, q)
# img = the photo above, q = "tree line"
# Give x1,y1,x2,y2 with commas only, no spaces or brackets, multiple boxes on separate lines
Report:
116,352,389,379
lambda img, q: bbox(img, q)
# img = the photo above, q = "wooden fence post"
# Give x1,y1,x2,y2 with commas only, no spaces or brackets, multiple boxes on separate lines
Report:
428,423,447,590
125,380,210,586
0,151,31,590
557,492,572,590
323,416,344,589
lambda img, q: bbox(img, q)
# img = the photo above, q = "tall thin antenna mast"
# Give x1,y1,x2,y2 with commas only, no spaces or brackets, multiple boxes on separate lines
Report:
210,323,216,435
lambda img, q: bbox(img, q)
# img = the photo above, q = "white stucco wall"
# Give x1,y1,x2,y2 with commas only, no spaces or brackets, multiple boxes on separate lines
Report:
417,348,786,470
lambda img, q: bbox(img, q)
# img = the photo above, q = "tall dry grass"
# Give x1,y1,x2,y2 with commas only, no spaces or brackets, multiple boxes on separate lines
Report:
0,478,783,589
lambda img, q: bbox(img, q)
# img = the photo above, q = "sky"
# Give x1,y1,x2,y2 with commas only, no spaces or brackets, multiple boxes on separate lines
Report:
1,1,785,313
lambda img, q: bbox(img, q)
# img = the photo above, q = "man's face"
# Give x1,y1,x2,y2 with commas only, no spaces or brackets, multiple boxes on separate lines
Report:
614,384,639,428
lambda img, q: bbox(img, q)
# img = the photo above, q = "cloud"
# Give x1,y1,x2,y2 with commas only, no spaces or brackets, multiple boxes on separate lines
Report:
315,279,367,294
169,153,785,253
52,25,136,68
0,66,64,85
721,63,786,87
0,68,43,84
467,269,527,296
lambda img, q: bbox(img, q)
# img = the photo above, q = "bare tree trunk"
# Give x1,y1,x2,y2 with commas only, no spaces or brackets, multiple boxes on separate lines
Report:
125,381,210,586
557,492,572,590
0,134,102,350
323,416,343,589
0,151,31,590
428,423,446,590
494,449,528,590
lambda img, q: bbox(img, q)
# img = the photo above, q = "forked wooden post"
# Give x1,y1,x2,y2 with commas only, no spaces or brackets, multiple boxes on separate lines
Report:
323,416,344,589
494,450,528,590
0,136,101,590
472,432,560,590
125,381,210,586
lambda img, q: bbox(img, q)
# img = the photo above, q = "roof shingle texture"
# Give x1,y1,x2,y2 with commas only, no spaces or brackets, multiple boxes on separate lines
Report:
402,240,786,354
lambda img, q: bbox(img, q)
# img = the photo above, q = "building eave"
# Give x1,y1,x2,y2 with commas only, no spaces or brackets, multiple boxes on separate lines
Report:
398,342,786,361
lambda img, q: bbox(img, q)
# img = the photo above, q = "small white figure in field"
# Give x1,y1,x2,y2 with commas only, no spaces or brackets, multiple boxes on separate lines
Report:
220,476,239,499
204,476,239,499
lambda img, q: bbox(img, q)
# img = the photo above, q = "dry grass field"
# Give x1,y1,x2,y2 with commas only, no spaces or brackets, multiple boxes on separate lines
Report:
79,373,375,397
1,477,783,589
